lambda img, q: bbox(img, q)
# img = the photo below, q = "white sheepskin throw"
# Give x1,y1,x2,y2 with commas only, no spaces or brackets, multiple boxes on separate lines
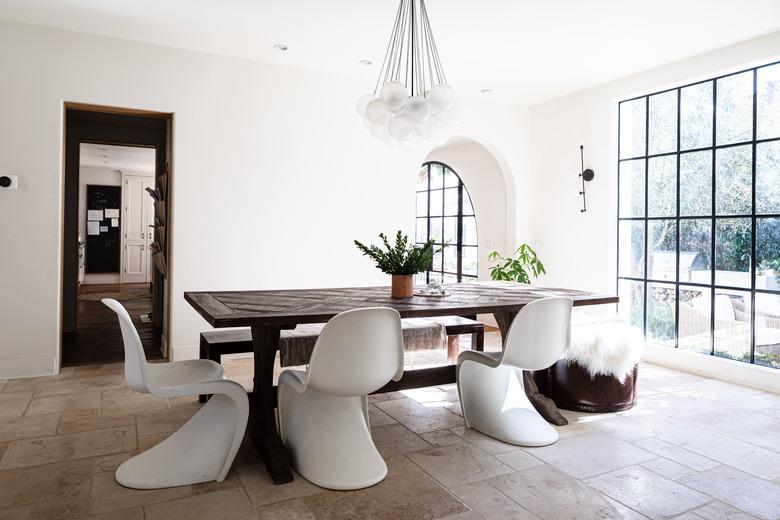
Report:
565,314,645,383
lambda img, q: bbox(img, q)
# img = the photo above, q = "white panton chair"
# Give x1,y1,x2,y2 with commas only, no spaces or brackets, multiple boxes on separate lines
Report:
457,297,572,447
102,298,248,489
277,307,404,490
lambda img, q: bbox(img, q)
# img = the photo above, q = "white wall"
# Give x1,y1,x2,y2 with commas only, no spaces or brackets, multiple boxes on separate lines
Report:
527,32,780,295
0,20,530,377
424,139,512,280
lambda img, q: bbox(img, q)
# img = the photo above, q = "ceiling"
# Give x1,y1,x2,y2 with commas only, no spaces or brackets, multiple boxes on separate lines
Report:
2,1,780,104
80,143,156,172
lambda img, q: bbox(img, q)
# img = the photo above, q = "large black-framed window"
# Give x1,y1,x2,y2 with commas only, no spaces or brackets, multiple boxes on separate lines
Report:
617,60,780,369
415,162,478,284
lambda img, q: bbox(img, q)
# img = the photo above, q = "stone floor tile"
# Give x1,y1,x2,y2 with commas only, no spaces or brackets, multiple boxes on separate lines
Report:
419,429,468,447
738,426,780,454
33,374,125,398
375,397,463,433
441,511,485,520
488,464,620,520
25,391,101,416
583,412,685,441
0,414,59,443
633,438,720,472
239,463,323,507
255,498,316,520
2,380,38,394
687,500,759,519
407,443,512,487
677,406,780,437
524,432,655,479
302,455,468,519
587,465,709,519
600,494,651,520
0,379,7,393
659,426,780,480
136,402,199,436
144,487,258,520
371,423,432,457
0,426,136,469
89,471,193,514
86,507,145,520
367,404,396,427
101,388,170,417
0,458,94,511
367,391,406,403
680,465,780,520
138,432,171,451
449,480,539,520
494,449,544,471
57,409,135,435
640,457,700,481
0,393,33,419
451,426,518,454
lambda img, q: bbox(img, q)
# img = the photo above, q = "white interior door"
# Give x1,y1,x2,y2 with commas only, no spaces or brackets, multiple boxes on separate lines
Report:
121,175,150,284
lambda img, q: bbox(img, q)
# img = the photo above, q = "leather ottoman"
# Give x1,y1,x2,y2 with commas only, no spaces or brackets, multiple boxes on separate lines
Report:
533,361,638,413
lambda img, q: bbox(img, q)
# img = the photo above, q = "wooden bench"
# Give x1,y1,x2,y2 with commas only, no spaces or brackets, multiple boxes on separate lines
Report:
199,315,484,402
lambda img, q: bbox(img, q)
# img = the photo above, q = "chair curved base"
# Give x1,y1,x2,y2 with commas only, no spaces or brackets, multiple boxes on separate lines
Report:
279,375,387,490
458,360,559,447
116,394,244,489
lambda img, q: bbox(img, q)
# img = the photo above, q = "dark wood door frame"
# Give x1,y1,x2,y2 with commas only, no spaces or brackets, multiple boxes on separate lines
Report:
61,105,172,361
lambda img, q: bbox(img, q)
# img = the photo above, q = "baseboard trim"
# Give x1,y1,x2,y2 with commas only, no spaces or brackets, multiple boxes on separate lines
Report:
0,356,57,379
643,344,780,395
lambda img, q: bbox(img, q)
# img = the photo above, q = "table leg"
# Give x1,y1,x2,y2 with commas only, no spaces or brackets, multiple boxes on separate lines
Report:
447,335,460,363
492,311,568,426
250,325,293,484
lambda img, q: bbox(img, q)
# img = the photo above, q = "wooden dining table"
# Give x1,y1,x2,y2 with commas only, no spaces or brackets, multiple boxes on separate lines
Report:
185,282,617,484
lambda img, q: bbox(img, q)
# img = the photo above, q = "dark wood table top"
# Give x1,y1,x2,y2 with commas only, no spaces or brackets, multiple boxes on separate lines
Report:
184,282,618,328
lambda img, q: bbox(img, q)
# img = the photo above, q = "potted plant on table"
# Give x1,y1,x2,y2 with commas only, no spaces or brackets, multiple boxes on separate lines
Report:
354,231,439,298
487,243,546,283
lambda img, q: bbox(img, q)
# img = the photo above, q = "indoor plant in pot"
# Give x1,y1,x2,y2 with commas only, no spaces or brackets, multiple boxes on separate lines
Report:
487,243,546,283
354,231,438,298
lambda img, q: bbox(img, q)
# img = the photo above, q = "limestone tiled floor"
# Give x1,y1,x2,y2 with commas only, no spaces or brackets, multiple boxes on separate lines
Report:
2,332,780,519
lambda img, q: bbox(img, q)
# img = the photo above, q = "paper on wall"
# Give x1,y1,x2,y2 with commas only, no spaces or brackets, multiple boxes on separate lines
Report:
99,226,108,233
87,221,100,235
111,218,119,227
105,209,120,218
87,210,103,221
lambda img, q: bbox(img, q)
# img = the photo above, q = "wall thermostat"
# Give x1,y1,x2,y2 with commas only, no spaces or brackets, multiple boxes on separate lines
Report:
0,175,18,190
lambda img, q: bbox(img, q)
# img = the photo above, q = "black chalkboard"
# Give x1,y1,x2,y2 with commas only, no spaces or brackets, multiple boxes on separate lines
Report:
86,185,121,273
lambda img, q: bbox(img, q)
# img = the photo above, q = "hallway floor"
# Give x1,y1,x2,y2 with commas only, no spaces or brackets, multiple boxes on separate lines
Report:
62,283,162,366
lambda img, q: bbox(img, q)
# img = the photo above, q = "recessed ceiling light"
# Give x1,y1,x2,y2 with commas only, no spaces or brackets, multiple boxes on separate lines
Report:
359,59,372,66
273,44,288,51
480,88,494,95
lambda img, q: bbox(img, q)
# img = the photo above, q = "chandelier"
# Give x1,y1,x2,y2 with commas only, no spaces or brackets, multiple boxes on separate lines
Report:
357,0,460,149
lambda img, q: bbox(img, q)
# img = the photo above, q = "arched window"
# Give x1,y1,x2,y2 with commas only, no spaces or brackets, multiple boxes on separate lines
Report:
415,162,478,284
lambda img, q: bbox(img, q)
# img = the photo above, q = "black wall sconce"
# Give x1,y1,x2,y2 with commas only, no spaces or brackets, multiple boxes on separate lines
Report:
578,144,595,213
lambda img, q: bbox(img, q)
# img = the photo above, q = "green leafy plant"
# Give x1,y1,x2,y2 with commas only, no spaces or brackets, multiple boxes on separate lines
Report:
354,231,440,275
487,244,546,284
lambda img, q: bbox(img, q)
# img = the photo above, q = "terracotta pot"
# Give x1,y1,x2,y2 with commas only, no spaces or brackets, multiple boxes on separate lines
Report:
391,274,414,298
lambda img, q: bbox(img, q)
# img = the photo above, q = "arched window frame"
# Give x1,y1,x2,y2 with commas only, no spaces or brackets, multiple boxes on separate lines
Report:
415,161,478,284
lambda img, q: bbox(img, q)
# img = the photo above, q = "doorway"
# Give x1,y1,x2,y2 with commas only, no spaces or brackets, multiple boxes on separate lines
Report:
62,107,172,366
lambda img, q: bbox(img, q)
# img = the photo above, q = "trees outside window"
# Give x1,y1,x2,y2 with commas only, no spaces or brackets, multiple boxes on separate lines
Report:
618,61,780,369
415,162,478,284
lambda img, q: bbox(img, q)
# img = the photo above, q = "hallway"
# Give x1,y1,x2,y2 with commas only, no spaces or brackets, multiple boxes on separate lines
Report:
63,283,163,365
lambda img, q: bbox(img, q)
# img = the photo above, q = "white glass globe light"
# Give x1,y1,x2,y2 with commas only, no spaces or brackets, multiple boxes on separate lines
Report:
380,81,409,111
388,114,415,141
437,100,463,126
371,122,392,141
427,84,456,113
356,93,374,117
405,95,431,123
363,117,372,131
415,115,440,139
366,98,393,125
